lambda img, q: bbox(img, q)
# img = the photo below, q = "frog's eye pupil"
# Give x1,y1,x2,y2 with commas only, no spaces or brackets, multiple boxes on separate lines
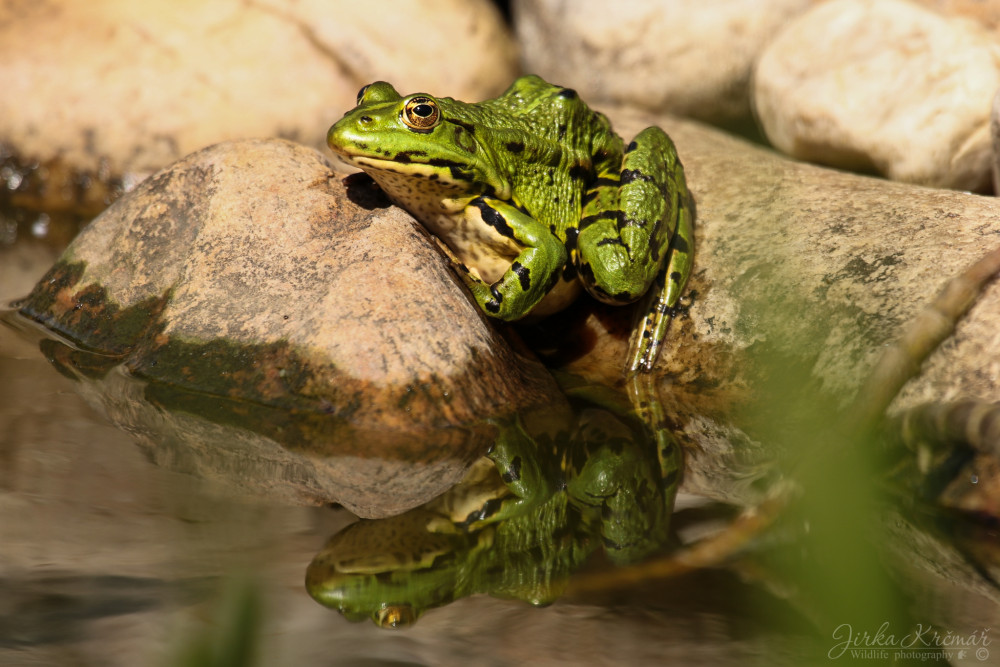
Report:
356,84,369,105
413,104,433,117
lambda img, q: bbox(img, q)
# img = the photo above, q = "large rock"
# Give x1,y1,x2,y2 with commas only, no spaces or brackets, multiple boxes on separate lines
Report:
754,0,1000,191
536,108,1000,501
514,0,812,126
0,0,517,216
992,88,1000,193
910,0,1000,29
14,139,560,517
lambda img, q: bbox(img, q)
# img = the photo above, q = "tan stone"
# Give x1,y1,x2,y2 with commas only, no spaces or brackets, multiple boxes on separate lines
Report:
14,138,559,517
911,0,1000,30
514,0,813,125
992,87,1000,192
0,0,516,181
754,0,1000,191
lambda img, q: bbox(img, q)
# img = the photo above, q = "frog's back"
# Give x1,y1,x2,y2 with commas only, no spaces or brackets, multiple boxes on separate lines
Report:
481,75,619,154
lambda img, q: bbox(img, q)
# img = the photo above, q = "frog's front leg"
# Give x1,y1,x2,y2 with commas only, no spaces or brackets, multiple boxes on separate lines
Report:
575,127,694,373
455,196,567,320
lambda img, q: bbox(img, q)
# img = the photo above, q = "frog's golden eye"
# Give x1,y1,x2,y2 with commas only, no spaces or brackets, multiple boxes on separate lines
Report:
375,604,417,628
355,84,370,105
402,97,440,131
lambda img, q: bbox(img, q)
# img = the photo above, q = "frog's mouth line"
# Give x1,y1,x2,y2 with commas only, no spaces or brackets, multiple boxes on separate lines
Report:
352,155,430,172
341,154,476,189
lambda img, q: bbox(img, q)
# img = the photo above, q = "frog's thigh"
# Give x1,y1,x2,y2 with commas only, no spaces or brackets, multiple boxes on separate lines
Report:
566,415,666,562
576,127,680,305
460,196,567,320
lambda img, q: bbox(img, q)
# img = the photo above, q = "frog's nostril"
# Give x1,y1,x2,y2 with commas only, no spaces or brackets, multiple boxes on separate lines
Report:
359,115,373,124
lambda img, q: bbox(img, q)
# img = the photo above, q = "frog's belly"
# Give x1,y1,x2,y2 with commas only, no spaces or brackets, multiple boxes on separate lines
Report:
526,275,582,317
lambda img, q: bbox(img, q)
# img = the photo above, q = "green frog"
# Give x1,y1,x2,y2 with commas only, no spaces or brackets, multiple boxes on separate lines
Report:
326,75,694,372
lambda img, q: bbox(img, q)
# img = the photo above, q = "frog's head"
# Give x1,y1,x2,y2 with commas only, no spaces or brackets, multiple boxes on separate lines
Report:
327,82,509,200
305,509,484,628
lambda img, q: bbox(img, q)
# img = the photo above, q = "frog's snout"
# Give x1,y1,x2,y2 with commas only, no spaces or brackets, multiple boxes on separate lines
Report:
327,113,374,153
326,120,353,154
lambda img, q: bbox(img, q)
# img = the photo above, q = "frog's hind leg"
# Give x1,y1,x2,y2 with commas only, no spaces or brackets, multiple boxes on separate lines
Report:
574,127,693,374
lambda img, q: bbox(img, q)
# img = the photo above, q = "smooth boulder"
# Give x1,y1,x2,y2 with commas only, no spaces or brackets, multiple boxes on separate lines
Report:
754,0,1000,191
0,0,517,216
15,138,561,517
514,0,812,126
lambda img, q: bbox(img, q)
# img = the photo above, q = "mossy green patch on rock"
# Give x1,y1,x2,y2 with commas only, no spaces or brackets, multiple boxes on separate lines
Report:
17,259,170,356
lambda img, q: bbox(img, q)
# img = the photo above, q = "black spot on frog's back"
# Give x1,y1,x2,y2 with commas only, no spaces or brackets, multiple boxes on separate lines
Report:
619,168,653,184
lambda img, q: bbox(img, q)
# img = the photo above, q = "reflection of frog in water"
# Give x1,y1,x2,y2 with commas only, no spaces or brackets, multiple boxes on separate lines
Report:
306,380,681,628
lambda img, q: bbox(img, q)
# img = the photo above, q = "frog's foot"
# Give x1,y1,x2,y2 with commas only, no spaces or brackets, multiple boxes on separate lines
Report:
626,203,694,373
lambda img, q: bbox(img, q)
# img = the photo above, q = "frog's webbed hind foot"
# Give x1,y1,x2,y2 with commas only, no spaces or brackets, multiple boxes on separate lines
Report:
625,193,694,374
627,268,672,374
